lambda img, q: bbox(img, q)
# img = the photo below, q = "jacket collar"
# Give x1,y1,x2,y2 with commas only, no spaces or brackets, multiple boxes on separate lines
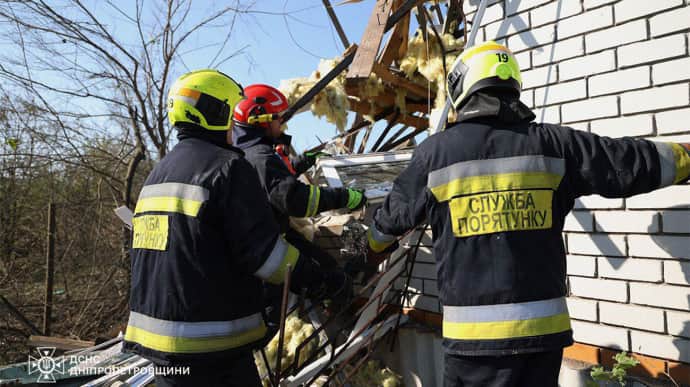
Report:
175,123,242,153
454,91,535,126
232,123,293,150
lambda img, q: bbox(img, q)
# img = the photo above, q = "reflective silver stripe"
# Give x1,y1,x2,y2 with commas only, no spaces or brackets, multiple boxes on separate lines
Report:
370,223,396,243
443,297,567,323
127,311,263,338
173,95,198,106
254,237,288,280
653,142,676,188
427,155,566,188
139,183,209,201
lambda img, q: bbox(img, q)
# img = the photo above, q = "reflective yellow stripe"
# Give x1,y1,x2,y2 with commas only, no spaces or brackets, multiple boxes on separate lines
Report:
305,185,321,217
671,143,690,184
124,323,267,353
430,172,563,202
442,313,571,340
134,197,203,217
265,243,300,284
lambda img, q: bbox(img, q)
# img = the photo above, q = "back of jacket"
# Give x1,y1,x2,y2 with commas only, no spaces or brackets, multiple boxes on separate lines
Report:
371,96,690,356
124,137,286,365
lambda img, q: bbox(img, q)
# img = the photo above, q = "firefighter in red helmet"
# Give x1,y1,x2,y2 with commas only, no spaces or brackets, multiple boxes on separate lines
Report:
232,83,365,236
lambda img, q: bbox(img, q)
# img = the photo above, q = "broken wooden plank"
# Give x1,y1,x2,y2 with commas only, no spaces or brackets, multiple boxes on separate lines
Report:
282,45,357,123
346,0,394,81
385,0,425,31
307,108,395,153
379,0,410,66
397,114,428,130
376,125,410,152
347,93,428,117
443,0,463,35
28,335,95,351
415,4,428,41
380,125,427,151
372,62,430,98
370,112,401,151
432,3,444,26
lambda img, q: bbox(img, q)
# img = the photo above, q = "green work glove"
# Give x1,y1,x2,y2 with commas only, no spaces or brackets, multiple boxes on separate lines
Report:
304,151,331,167
346,189,367,211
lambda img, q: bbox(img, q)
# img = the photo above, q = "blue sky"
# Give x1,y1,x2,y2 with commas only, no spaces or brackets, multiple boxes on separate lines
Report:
207,0,380,151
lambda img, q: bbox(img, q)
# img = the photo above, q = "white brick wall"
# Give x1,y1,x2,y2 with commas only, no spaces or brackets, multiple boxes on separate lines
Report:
569,277,628,302
530,0,582,27
585,20,647,53
656,107,690,135
590,114,654,138
631,330,690,363
598,257,663,283
588,66,650,97
594,211,659,233
567,297,598,321
533,36,584,66
407,1,690,365
614,0,684,23
599,301,665,332
652,57,690,85
561,95,618,122
621,83,690,114
571,320,629,350
628,235,690,259
630,283,690,311
664,261,690,286
617,34,687,67
650,6,690,37
567,255,597,277
567,233,626,256
667,311,690,338
662,211,690,233
559,50,616,81
556,7,613,40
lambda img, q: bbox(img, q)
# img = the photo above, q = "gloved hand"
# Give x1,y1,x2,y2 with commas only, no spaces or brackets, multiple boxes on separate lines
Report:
346,188,367,211
297,151,331,169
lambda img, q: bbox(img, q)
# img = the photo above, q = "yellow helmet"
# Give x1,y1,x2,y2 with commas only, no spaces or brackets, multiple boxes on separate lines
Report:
167,69,244,131
447,41,522,110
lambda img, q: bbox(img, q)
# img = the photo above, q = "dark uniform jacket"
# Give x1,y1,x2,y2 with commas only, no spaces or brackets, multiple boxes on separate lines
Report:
233,124,350,232
124,128,321,366
368,92,690,356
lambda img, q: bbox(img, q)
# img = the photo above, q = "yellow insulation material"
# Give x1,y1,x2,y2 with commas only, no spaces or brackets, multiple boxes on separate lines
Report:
400,28,464,121
279,57,350,132
347,360,403,387
254,314,319,386
278,26,464,133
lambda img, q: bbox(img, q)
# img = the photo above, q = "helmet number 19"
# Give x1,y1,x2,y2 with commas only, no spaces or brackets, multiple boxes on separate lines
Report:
496,53,509,63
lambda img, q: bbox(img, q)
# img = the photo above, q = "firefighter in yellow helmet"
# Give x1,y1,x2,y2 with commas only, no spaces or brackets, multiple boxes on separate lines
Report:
124,70,351,387
366,42,690,386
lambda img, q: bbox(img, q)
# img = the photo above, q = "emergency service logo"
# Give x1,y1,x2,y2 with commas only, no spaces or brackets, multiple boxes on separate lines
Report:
27,347,65,383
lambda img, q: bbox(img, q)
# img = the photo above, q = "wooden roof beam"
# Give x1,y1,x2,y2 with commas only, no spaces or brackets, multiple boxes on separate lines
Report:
379,0,410,66
372,62,431,99
346,0,394,81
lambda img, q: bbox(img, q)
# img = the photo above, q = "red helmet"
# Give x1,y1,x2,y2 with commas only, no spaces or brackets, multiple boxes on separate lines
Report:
232,84,289,129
